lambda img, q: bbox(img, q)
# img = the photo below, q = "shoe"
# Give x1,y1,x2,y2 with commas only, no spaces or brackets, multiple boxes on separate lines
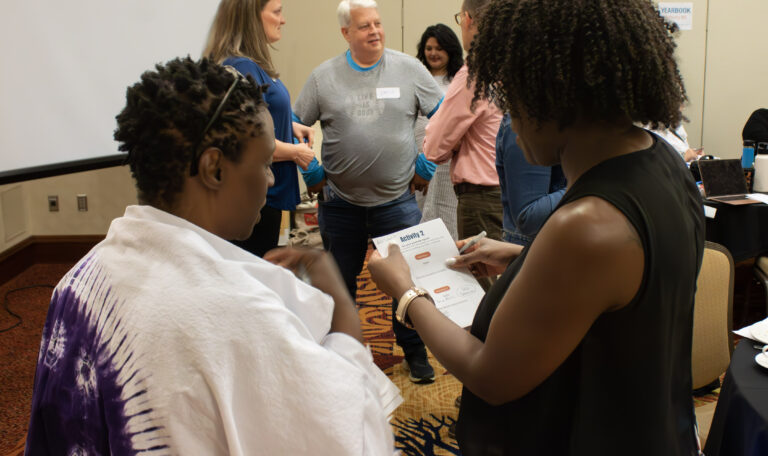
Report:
402,347,435,384
454,395,461,408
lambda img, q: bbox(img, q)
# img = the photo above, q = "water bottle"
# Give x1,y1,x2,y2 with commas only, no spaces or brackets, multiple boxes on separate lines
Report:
753,143,768,192
742,140,756,168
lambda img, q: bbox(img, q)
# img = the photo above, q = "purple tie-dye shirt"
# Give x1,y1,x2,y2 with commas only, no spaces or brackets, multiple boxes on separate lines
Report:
26,256,170,455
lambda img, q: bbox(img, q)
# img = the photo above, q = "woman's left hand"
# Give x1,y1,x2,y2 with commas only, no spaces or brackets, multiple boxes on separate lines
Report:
292,122,315,148
368,243,416,299
293,143,315,170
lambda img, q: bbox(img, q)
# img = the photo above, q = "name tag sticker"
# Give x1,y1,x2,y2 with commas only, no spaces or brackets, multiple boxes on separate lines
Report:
376,87,400,99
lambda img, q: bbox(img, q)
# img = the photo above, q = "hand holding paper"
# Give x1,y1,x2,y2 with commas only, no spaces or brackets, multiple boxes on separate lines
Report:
447,237,524,278
367,244,416,299
371,219,485,328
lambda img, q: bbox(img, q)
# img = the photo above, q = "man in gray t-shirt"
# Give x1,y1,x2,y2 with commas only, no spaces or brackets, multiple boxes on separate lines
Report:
293,0,443,384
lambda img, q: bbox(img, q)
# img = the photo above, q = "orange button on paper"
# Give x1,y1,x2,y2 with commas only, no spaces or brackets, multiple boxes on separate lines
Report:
415,252,431,260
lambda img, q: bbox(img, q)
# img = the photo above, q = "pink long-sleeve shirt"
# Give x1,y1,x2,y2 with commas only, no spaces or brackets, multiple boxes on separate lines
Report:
423,65,502,186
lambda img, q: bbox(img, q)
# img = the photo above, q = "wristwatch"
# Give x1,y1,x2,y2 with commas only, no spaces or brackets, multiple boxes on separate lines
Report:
396,286,433,329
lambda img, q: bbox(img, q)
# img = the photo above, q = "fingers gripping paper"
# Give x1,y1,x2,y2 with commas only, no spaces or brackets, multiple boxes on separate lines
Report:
372,219,484,328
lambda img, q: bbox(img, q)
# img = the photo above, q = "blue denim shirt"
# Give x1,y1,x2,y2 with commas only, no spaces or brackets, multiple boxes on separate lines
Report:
495,114,567,246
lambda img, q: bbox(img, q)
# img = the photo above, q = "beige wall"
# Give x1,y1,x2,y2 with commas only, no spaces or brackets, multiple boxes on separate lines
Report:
25,167,137,236
274,0,710,147
1,0,766,256
272,0,463,99
703,0,768,158
273,0,403,99
660,0,708,149
402,0,463,58
0,167,137,254
0,183,29,252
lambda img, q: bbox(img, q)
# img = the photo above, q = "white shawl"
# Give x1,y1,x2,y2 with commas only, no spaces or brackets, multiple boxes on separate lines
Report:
54,204,400,455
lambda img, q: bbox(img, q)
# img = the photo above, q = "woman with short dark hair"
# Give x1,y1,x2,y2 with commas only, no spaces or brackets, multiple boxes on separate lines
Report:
26,57,397,454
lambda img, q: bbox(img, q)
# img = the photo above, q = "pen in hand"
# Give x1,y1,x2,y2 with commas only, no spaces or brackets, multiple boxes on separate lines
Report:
459,231,487,254
444,231,488,267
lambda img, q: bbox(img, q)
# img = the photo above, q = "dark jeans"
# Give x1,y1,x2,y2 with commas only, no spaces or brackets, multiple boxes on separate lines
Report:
318,186,425,353
232,205,282,257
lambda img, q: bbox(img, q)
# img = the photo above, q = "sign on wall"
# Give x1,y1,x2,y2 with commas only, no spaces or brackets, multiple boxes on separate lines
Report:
658,2,694,31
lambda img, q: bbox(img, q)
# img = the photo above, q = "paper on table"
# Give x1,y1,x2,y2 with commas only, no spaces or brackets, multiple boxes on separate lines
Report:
747,193,768,204
733,317,768,343
372,218,485,328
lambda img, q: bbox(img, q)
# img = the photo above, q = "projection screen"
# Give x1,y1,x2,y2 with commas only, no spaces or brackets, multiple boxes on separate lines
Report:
0,0,221,184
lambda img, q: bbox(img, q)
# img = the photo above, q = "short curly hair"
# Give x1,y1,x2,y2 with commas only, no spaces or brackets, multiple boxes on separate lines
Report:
416,24,464,81
114,57,267,206
467,0,686,130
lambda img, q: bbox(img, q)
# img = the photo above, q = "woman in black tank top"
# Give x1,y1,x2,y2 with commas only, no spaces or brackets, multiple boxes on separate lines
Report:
368,0,704,454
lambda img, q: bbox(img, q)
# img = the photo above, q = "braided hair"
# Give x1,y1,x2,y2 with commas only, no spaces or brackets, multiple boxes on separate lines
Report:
467,0,686,130
114,57,267,206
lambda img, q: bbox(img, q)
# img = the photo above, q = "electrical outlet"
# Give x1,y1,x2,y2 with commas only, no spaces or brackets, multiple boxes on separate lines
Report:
48,195,59,212
77,194,88,212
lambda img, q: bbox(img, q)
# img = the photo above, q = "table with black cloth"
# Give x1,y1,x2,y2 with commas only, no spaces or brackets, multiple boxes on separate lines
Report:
704,201,768,262
704,342,768,455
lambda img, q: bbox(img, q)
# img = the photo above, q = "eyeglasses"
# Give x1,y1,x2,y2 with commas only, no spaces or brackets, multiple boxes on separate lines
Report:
190,66,243,176
454,11,470,25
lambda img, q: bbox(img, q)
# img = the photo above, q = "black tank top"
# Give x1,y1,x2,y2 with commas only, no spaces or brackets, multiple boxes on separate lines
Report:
456,135,705,455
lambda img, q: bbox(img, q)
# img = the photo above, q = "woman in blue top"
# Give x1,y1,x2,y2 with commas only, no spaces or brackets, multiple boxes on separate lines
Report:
204,0,315,256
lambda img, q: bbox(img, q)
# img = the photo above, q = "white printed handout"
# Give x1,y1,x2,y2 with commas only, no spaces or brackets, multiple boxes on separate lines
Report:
372,219,485,328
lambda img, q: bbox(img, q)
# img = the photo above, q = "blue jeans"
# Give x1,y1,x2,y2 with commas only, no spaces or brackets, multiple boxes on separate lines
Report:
318,186,425,353
502,228,532,247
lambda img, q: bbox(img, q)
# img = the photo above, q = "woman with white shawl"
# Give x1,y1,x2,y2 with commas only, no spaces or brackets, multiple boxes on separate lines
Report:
26,57,399,455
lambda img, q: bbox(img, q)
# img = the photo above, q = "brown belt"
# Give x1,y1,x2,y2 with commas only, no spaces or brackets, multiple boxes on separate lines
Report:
453,182,500,195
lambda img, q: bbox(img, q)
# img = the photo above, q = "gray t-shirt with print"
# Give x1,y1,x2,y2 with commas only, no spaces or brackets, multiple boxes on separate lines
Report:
293,49,443,207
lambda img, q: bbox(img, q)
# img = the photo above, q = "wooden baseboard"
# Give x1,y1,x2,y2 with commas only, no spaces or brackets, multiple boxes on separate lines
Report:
0,235,104,285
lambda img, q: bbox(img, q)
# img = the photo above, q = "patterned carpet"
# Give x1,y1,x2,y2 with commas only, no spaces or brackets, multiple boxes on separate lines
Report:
357,252,462,455
0,263,73,456
1,248,758,455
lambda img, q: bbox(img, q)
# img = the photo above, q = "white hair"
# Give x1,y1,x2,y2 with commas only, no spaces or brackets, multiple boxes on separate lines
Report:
337,0,378,27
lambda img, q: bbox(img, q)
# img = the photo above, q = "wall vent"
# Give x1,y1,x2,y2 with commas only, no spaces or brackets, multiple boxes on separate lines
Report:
1,185,28,242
